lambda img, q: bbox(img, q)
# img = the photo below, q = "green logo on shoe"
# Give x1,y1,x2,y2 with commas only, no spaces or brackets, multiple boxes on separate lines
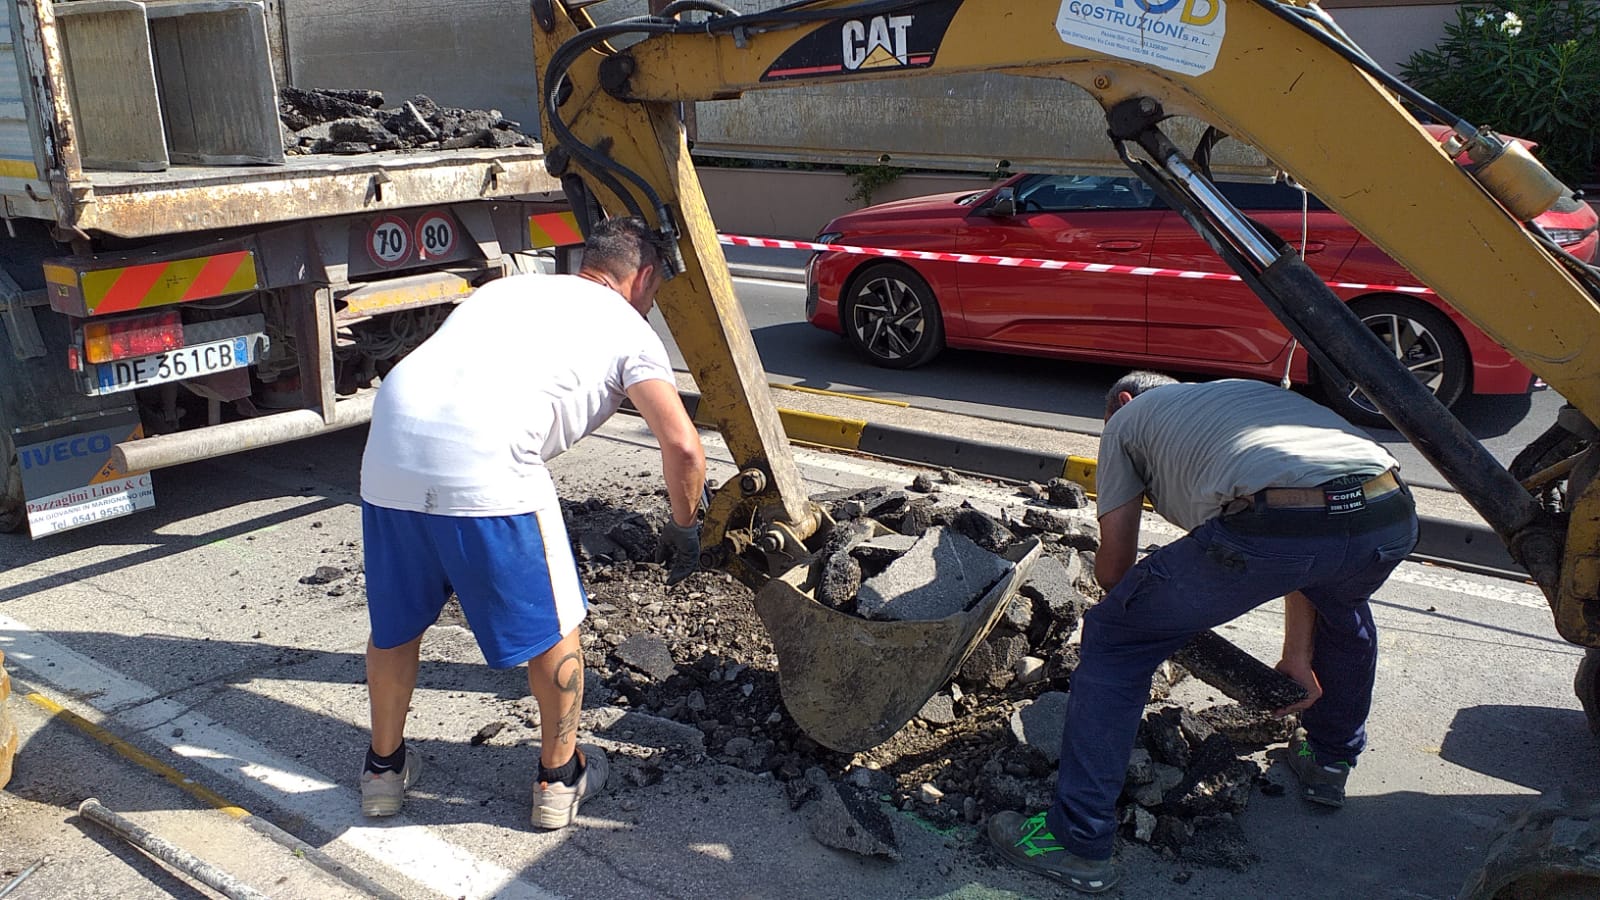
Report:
1014,812,1064,858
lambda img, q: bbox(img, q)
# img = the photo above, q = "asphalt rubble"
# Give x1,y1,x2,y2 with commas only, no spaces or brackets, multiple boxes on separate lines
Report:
278,87,537,156
290,470,1304,873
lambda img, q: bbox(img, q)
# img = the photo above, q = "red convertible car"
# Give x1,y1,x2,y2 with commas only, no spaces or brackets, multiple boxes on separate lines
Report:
805,166,1597,425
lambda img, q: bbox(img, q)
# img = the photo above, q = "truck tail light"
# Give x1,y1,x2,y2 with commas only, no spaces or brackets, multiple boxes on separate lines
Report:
83,309,184,364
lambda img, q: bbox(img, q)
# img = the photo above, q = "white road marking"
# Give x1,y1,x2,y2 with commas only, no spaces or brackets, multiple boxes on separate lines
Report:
0,615,561,900
1384,564,1547,610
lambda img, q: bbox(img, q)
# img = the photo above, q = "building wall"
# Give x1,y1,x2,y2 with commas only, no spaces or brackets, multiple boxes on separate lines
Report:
1320,1,1459,73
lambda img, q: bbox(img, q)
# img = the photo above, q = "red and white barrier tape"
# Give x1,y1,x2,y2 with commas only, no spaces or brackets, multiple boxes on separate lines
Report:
717,234,1434,296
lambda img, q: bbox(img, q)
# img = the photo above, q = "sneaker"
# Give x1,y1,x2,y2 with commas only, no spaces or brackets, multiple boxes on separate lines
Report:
360,750,421,817
1288,729,1350,808
986,810,1119,894
534,744,609,830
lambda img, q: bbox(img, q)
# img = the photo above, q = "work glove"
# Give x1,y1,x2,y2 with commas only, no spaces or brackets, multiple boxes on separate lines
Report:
658,519,702,586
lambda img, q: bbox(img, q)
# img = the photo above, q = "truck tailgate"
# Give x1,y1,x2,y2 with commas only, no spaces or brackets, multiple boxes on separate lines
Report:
64,146,560,238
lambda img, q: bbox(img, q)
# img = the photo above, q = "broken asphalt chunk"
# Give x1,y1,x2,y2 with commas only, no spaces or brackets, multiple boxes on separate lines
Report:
1009,691,1070,764
613,634,678,682
797,768,901,860
855,528,1010,621
1172,630,1307,710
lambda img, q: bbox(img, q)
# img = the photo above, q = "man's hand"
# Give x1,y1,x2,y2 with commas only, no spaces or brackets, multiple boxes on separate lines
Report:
1273,657,1323,717
658,519,701,586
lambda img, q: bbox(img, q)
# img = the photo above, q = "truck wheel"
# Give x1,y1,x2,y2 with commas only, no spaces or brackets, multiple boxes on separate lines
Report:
1319,297,1469,428
1578,649,1600,737
840,263,945,369
0,429,23,533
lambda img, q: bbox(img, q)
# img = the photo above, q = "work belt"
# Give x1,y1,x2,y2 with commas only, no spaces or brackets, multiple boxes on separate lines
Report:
1252,470,1401,511
1220,470,1411,535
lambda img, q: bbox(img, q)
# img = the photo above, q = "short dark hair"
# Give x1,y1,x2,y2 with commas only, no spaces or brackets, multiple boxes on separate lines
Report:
581,216,664,282
1105,370,1178,416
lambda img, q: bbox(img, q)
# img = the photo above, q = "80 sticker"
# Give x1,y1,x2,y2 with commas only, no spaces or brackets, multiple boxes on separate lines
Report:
415,212,457,261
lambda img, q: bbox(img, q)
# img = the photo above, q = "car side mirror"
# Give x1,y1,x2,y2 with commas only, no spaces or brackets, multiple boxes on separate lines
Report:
986,187,1018,217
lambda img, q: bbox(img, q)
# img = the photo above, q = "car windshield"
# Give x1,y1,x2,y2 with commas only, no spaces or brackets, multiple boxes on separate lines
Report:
1013,174,1156,211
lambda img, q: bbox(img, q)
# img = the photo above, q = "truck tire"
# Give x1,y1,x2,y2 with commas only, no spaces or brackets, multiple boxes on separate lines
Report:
0,429,23,533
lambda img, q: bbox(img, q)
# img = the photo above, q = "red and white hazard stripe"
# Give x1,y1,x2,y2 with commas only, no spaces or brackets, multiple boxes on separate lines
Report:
717,234,1434,296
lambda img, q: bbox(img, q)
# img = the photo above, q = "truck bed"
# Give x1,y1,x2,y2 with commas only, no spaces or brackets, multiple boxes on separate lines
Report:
19,145,561,239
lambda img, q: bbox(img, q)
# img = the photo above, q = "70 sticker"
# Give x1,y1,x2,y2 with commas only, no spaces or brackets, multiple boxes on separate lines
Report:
368,215,411,267
364,210,460,267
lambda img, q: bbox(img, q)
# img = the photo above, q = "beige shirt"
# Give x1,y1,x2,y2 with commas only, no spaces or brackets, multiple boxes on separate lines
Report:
1095,380,1398,531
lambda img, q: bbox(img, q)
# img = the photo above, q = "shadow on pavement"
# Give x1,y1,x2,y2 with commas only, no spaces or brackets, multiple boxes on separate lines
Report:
1440,704,1596,792
6,627,1597,900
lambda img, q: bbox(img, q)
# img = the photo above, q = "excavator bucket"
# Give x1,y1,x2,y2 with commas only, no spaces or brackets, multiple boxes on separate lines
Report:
752,533,1042,752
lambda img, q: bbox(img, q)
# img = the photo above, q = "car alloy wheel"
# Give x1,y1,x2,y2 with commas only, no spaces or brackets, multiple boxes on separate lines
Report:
842,262,944,369
1322,298,1468,427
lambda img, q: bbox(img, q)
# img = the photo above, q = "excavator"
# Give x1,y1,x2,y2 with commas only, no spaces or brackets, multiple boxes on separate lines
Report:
529,0,1600,894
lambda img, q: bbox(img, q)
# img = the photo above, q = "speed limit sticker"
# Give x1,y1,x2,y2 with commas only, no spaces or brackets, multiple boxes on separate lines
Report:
368,215,412,267
414,212,457,261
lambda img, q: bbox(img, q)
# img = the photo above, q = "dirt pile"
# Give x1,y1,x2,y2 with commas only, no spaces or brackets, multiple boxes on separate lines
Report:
529,474,1299,868
279,87,536,156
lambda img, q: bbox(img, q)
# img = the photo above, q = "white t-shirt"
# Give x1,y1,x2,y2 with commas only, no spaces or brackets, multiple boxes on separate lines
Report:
1095,380,1399,532
360,273,674,516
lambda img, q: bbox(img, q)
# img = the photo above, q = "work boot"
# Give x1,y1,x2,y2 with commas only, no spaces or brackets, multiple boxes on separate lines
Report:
360,750,421,817
986,811,1120,894
1287,728,1351,808
534,744,609,830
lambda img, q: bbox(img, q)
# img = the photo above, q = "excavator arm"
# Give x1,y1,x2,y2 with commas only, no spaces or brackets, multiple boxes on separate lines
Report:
531,0,1600,652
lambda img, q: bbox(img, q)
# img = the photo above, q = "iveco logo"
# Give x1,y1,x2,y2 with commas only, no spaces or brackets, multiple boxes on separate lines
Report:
841,14,914,70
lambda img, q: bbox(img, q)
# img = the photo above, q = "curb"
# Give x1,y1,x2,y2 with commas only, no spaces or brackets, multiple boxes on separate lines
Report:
673,390,1525,581
727,263,805,284
20,686,403,900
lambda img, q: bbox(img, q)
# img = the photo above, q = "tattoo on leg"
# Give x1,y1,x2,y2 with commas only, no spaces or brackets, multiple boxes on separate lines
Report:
555,651,583,747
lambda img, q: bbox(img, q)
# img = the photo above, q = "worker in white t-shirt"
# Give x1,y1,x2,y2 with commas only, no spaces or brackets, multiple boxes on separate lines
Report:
355,217,706,829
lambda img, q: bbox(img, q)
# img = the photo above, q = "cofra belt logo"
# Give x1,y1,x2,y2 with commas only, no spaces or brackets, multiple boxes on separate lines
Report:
762,0,963,82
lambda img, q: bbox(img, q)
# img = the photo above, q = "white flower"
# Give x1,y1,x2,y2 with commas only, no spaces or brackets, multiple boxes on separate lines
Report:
1473,12,1488,27
1500,11,1523,36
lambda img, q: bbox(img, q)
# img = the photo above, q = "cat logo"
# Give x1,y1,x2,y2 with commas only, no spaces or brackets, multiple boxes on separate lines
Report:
760,0,958,83
842,14,914,70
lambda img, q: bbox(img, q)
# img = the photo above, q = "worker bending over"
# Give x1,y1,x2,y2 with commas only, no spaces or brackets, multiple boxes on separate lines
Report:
356,217,705,828
990,371,1417,893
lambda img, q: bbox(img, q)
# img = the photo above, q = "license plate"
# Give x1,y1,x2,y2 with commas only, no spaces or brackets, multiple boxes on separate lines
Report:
87,334,266,396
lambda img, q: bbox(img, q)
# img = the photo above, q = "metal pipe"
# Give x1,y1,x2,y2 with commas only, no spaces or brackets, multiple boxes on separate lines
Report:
1254,254,1563,589
0,861,41,899
113,391,375,473
1164,153,1280,267
77,799,270,900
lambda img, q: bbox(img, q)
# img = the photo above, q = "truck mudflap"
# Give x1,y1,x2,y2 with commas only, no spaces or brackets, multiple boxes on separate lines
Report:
13,408,154,537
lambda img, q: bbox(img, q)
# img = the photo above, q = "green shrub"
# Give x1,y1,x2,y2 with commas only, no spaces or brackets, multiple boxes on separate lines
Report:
1400,1,1600,185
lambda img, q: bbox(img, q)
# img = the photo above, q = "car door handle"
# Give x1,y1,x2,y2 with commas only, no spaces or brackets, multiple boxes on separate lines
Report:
1293,240,1327,254
1096,240,1143,252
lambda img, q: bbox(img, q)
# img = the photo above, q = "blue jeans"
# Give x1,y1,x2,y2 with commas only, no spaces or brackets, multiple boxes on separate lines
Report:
1046,492,1418,859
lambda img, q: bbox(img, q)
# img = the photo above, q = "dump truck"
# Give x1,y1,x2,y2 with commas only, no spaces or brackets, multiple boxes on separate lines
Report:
0,0,580,539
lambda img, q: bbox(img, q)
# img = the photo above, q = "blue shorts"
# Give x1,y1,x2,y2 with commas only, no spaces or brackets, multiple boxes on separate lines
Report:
361,502,588,669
